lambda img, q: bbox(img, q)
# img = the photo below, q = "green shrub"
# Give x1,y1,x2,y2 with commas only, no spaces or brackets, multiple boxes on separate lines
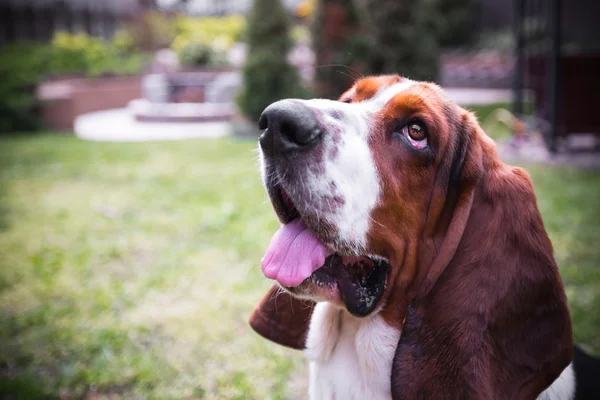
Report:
123,10,177,52
0,32,146,132
357,0,440,81
433,0,476,49
311,0,369,99
237,0,309,122
49,32,146,78
173,15,246,52
112,28,138,54
0,42,51,132
178,41,226,67
311,0,474,95
171,15,245,68
49,32,111,75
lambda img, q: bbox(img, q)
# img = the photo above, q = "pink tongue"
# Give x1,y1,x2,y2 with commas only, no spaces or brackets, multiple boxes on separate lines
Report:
261,218,334,287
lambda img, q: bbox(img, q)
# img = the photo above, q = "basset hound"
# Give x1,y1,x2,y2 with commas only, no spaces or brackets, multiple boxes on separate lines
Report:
249,75,598,399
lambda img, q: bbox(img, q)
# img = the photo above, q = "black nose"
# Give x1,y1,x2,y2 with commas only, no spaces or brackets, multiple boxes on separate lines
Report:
258,100,322,155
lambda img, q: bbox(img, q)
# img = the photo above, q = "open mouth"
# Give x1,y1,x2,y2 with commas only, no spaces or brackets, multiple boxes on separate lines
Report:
269,185,299,223
261,185,389,317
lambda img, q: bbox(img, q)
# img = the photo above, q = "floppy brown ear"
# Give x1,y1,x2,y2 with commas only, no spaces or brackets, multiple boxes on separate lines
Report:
391,112,573,399
249,284,315,350
416,111,484,298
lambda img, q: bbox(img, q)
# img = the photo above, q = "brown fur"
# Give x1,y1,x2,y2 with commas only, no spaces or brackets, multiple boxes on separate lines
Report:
249,76,573,399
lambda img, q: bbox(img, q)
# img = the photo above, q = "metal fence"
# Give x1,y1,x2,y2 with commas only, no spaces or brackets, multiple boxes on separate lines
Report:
513,0,600,151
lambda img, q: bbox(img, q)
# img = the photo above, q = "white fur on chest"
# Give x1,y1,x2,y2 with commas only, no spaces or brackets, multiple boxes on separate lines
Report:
304,302,401,400
302,304,575,400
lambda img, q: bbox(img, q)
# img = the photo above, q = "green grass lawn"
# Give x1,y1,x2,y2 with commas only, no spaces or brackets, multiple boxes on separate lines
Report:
465,102,533,141
1,133,599,399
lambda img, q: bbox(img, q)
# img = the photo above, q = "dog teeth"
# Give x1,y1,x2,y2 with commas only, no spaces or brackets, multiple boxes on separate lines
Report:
309,274,329,287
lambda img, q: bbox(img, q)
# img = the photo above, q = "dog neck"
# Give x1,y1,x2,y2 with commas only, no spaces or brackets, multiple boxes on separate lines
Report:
304,302,401,400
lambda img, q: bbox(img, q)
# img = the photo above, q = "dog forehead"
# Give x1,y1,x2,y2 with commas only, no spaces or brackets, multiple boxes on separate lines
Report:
309,77,443,123
343,76,417,108
366,80,418,110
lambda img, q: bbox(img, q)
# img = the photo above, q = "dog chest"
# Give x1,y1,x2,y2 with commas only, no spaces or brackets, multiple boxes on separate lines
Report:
304,302,401,400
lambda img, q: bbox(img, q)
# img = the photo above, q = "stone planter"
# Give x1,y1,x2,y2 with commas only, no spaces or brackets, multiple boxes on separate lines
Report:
37,68,241,131
37,75,143,131
133,70,241,123
128,99,235,122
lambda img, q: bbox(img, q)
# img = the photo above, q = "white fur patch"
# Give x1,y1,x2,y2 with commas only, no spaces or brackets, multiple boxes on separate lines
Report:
287,80,415,252
305,302,401,400
258,148,267,187
537,363,575,400
367,79,416,110
304,303,575,400
286,98,379,252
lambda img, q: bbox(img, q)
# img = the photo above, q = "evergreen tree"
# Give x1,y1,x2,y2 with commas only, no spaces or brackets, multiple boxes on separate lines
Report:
237,0,308,121
362,0,440,81
311,0,372,99
434,0,476,49
311,0,474,91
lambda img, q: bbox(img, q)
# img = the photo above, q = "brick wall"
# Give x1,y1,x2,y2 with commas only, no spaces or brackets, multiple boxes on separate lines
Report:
39,75,142,131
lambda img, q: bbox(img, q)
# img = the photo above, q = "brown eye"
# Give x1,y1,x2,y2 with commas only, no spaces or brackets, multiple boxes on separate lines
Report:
407,123,426,141
399,122,428,149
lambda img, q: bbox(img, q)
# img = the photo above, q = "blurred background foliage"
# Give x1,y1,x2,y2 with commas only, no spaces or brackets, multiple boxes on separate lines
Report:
0,42,50,132
236,0,311,121
49,32,147,77
0,0,479,130
312,0,476,98
172,14,246,54
0,11,248,133
172,15,245,68
0,32,147,133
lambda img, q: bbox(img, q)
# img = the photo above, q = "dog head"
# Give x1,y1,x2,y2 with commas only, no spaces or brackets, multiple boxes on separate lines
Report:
256,75,484,319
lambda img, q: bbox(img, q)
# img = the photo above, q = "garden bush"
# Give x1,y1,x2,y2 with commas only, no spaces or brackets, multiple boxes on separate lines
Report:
312,0,475,97
0,14,250,132
0,32,146,132
433,0,476,49
172,15,246,68
0,43,50,132
49,32,107,75
50,32,146,77
177,41,227,68
173,15,246,50
311,0,371,99
121,10,177,52
237,0,309,122
364,0,440,81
